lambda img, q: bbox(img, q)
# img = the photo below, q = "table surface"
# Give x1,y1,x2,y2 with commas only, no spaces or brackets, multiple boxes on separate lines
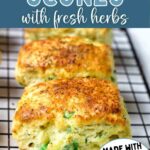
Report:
128,29,150,89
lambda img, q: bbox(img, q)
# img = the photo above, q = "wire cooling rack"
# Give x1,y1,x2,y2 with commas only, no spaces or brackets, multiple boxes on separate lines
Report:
0,28,150,149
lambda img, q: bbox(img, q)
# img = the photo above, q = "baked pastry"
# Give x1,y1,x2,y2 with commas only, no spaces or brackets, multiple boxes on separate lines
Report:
12,78,131,150
24,28,112,45
15,37,115,86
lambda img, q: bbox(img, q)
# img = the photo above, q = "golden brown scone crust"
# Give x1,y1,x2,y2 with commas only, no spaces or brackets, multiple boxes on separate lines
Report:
14,78,126,126
24,28,112,44
12,78,131,150
25,28,109,34
16,37,114,86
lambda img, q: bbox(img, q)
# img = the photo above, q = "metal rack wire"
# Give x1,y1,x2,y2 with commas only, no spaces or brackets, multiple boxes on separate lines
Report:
0,28,149,149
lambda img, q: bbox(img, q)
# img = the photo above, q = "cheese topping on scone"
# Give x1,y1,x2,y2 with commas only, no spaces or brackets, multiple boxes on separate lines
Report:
16,37,114,86
12,78,131,150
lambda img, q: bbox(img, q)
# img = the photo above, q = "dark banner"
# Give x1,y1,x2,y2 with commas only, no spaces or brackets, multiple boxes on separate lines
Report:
0,0,150,27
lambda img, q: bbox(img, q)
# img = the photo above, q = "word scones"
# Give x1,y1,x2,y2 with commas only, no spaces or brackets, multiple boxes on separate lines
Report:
27,0,124,7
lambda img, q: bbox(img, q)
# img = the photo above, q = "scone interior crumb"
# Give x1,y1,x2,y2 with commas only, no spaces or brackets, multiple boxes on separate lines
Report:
12,78,131,150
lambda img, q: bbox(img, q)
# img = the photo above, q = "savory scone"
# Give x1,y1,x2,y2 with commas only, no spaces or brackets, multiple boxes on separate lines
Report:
12,78,131,150
24,28,112,45
16,37,115,86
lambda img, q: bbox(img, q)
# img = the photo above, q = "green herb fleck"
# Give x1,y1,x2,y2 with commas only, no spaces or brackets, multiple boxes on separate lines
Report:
63,140,79,150
111,76,116,82
66,126,72,133
47,75,56,80
40,143,48,150
63,144,73,150
85,138,88,144
95,131,103,138
64,111,75,119
72,141,78,150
